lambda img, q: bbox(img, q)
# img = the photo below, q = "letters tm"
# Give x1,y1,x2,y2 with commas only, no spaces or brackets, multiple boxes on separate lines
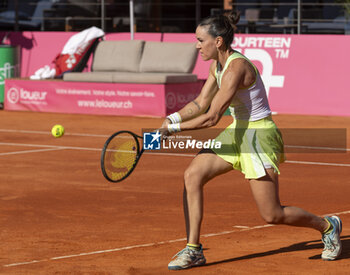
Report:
275,49,289,59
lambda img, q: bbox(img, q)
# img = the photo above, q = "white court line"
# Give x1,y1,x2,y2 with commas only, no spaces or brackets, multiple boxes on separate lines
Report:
286,160,350,167
0,142,350,167
0,148,64,156
4,210,350,268
285,145,349,152
0,129,110,138
233,225,251,229
0,142,101,152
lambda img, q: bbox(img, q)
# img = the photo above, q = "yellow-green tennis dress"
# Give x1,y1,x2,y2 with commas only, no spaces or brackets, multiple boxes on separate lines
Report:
213,51,285,179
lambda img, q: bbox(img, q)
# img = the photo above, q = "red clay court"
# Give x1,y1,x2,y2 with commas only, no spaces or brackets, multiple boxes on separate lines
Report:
0,110,349,274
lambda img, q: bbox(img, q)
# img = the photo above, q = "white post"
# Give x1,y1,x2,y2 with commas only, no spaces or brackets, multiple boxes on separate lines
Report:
196,0,201,26
297,0,301,34
14,0,19,31
130,0,135,40
101,0,105,31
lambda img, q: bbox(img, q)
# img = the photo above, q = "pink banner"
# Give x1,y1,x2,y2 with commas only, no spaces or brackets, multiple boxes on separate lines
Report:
164,33,350,117
231,34,350,116
4,79,204,117
165,81,204,114
5,79,166,116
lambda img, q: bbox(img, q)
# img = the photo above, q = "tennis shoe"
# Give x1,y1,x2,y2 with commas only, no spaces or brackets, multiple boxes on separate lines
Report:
321,216,342,261
168,245,206,270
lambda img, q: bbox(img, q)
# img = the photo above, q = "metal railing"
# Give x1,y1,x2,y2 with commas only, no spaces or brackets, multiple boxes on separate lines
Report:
233,1,350,34
1,1,349,35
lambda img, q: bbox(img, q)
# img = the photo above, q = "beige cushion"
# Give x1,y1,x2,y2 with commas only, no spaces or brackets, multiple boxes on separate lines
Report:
64,71,197,84
140,42,198,73
92,40,144,72
112,72,197,84
63,72,114,82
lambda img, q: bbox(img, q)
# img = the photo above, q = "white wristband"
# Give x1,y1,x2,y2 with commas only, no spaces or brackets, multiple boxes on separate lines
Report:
167,112,182,124
168,123,181,133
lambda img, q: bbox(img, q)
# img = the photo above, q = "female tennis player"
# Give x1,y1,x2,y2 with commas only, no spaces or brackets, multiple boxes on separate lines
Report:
161,10,342,270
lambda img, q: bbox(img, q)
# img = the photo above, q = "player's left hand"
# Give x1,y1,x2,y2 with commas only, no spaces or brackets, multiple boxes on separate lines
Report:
159,118,171,140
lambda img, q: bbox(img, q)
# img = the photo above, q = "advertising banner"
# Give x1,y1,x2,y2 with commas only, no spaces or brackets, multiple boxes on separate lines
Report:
164,33,350,117
4,79,205,117
5,80,166,117
232,35,350,116
0,46,20,103
165,81,204,114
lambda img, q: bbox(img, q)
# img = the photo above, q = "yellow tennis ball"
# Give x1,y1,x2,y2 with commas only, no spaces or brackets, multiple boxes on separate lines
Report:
51,124,65,138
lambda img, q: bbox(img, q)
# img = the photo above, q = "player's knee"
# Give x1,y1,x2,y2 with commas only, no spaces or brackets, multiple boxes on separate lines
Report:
261,211,284,224
184,167,197,186
184,166,204,191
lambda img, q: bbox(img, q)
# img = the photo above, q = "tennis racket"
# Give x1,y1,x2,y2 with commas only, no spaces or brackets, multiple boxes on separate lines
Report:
101,131,144,183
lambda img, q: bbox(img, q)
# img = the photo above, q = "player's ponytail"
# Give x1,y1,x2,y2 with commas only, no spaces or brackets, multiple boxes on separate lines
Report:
226,10,240,30
199,9,240,49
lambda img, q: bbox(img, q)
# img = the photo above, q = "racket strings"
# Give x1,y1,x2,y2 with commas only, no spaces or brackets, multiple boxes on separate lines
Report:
104,134,138,181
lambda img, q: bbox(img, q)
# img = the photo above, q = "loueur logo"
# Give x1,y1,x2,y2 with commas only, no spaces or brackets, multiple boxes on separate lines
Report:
6,87,48,105
7,87,20,104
